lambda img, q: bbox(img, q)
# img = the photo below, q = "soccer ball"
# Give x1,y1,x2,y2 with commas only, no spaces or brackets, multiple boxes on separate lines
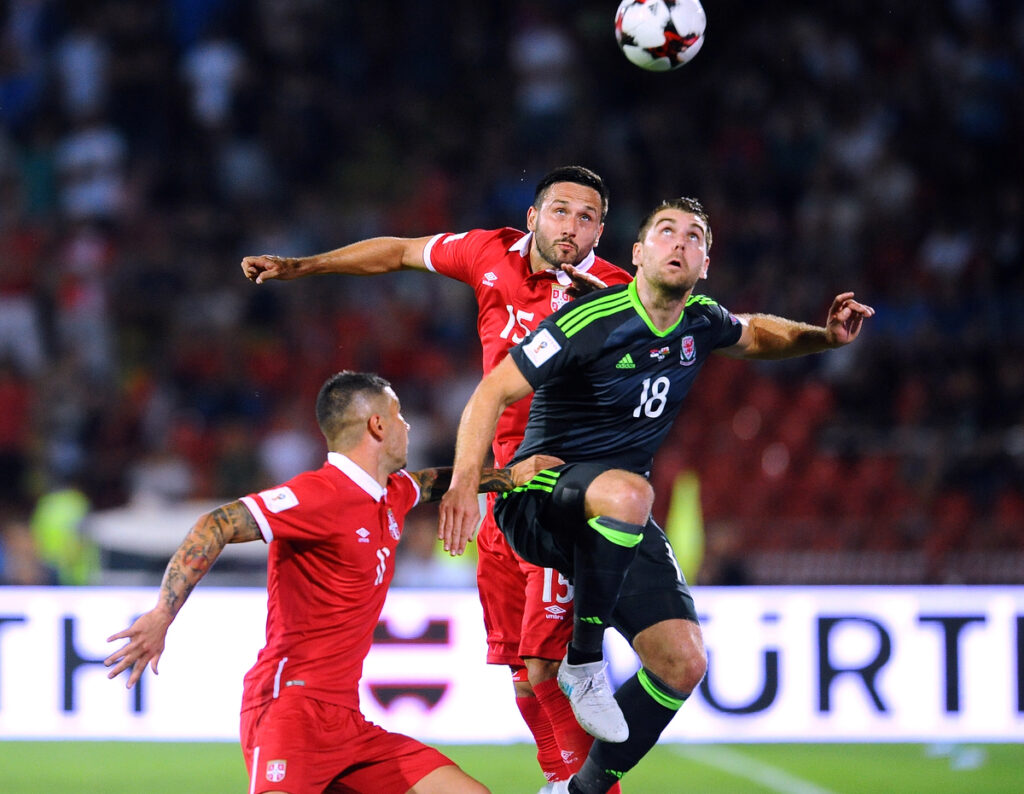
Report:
614,0,706,72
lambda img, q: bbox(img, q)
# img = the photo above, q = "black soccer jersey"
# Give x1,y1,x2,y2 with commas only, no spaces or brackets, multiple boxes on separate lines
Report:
509,281,743,476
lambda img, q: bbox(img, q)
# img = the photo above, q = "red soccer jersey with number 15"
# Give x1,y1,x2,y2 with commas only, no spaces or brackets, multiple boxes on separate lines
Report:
423,227,631,466
239,452,420,712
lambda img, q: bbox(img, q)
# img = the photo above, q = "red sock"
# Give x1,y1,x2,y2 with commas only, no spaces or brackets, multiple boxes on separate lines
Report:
533,677,594,774
516,693,570,782
534,678,624,792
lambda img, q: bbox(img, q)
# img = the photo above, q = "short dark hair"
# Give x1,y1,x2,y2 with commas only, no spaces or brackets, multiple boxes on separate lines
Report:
533,165,609,221
636,197,712,251
315,371,392,441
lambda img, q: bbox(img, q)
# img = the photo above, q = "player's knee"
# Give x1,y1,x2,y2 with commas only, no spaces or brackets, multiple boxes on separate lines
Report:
637,622,708,695
524,657,560,687
652,644,707,695
585,470,653,524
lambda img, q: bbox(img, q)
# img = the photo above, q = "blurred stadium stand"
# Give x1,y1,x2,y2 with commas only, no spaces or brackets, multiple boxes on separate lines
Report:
0,1,1021,586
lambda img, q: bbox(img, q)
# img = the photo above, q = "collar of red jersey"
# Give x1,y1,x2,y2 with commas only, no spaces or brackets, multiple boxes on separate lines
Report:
327,452,386,502
509,232,597,286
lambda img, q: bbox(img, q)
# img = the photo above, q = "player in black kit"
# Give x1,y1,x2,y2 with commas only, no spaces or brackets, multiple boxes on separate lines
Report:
439,197,874,794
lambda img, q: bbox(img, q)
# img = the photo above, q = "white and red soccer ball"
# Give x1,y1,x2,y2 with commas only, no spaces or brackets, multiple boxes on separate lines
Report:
615,0,706,72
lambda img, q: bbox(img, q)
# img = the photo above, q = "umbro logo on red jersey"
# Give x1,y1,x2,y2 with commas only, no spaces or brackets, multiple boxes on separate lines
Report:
545,605,567,620
356,527,370,543
482,271,497,287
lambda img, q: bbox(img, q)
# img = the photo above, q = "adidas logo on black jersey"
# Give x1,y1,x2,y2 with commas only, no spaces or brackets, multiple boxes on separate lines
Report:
616,353,635,369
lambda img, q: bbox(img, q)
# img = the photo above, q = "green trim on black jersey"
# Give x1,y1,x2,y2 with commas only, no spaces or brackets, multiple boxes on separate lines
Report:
626,280,688,338
555,289,632,338
686,293,719,308
509,468,561,494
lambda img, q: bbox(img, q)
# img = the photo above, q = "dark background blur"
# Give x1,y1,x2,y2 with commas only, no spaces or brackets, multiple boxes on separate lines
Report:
1,0,1021,586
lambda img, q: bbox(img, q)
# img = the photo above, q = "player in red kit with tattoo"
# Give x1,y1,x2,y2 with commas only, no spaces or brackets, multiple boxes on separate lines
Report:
105,371,556,794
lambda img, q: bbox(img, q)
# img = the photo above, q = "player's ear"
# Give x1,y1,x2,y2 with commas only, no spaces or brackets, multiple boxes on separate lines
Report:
526,205,538,232
631,240,643,268
367,414,386,442
700,254,710,279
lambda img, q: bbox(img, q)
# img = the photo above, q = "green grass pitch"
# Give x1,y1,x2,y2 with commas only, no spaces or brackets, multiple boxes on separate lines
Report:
2,741,1021,793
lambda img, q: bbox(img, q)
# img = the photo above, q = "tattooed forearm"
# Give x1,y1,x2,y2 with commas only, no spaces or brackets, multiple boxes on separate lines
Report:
157,501,259,615
478,467,514,494
412,466,514,503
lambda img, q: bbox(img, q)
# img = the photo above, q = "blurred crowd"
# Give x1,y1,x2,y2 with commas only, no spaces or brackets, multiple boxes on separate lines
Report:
1,0,1021,586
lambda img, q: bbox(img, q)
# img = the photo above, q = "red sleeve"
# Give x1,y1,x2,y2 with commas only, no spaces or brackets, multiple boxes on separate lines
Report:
387,469,421,516
422,228,506,284
591,257,633,287
241,469,338,543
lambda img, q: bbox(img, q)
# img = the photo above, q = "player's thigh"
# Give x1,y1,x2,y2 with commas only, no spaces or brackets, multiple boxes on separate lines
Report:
329,723,456,794
611,519,699,642
517,559,574,663
242,695,346,794
494,462,608,573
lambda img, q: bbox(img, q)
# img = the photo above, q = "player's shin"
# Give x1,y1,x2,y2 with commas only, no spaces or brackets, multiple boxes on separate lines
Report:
516,677,571,781
574,667,688,792
568,516,643,664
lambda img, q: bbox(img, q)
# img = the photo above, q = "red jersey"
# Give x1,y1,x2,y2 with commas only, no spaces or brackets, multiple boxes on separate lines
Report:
239,452,420,711
423,228,630,465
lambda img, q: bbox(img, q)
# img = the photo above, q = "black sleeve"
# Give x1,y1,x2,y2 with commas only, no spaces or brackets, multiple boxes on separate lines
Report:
507,315,579,391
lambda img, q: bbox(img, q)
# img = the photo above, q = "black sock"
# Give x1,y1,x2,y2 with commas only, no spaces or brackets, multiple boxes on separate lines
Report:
572,516,643,655
573,667,689,793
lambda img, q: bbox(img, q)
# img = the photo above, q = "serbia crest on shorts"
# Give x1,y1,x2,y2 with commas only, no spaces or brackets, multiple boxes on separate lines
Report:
551,286,571,312
266,759,287,783
680,335,696,366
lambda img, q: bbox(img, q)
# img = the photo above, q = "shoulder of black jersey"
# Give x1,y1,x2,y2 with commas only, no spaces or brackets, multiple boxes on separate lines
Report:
550,282,632,339
686,292,728,317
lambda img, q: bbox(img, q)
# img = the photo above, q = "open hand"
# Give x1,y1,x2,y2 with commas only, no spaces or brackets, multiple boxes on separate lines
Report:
561,264,609,298
104,609,173,689
241,255,299,284
825,292,875,346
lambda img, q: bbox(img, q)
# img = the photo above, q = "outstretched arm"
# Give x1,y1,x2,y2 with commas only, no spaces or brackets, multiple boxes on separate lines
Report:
104,501,261,689
241,235,434,284
438,356,535,556
409,455,563,505
720,291,874,360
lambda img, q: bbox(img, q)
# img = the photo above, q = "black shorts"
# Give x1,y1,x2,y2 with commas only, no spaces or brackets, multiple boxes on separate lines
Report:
493,462,698,644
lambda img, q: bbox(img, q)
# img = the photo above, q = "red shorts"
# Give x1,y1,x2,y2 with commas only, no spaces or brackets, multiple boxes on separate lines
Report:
476,495,575,666
241,691,453,794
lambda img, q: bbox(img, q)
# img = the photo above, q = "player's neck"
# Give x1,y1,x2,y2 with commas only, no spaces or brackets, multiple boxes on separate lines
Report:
635,278,689,332
334,444,390,488
528,250,552,274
